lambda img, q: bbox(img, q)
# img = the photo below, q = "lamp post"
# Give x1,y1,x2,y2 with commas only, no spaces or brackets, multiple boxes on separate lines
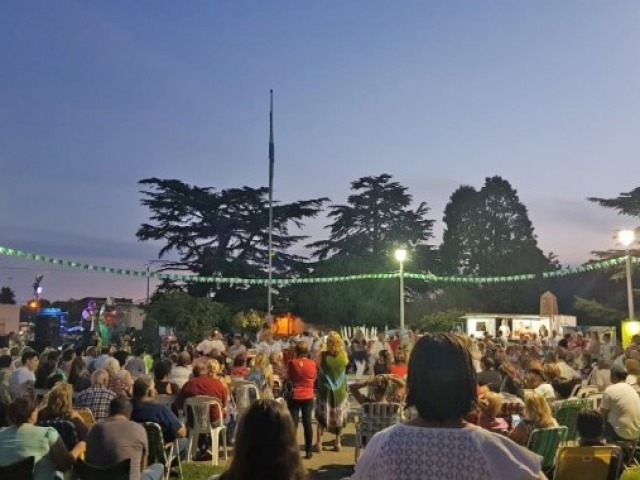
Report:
394,248,407,332
145,260,165,304
618,230,636,322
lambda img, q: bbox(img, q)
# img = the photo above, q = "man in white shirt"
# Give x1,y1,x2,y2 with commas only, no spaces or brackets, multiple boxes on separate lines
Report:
257,331,281,357
9,350,38,398
526,368,556,400
196,329,226,356
601,364,640,442
224,335,247,362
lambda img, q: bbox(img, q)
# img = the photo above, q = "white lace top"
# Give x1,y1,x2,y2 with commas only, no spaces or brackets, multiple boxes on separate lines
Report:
351,423,542,480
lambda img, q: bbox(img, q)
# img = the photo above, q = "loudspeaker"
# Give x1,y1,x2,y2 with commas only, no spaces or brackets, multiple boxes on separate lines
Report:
34,315,61,349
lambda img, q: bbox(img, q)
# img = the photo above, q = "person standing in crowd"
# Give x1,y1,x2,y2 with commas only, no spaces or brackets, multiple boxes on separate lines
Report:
314,331,348,453
287,341,317,460
601,364,640,443
213,400,305,480
86,396,164,480
351,333,544,479
350,329,368,379
257,331,282,357
9,349,38,399
368,332,392,374
74,369,117,421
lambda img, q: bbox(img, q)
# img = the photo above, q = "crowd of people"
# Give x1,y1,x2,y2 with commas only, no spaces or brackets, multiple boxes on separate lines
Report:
0,323,639,479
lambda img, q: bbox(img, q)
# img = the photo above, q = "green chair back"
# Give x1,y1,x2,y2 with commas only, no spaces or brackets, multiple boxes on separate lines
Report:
142,422,167,466
527,426,568,469
555,398,594,441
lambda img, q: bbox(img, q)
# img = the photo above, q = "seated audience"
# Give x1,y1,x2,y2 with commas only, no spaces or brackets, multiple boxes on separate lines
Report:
68,355,92,393
214,400,305,480
125,347,147,379
86,396,164,480
576,408,623,480
373,350,391,376
349,374,406,406
130,376,188,458
104,357,133,397
38,382,89,443
9,350,38,399
153,360,179,395
351,333,544,479
509,392,558,446
168,351,192,389
601,364,640,443
0,397,85,480
477,356,502,392
74,369,117,421
229,354,250,378
525,368,555,400
477,392,508,433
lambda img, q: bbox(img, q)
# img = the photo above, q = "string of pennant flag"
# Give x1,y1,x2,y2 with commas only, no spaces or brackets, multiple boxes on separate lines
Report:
0,245,637,287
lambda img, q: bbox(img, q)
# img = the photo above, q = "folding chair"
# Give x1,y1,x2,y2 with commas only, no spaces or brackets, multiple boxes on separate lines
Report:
527,426,568,474
142,421,183,480
0,456,34,480
354,402,403,462
555,398,594,443
184,396,227,465
37,419,78,451
74,459,130,480
554,445,622,480
75,407,96,428
587,393,604,410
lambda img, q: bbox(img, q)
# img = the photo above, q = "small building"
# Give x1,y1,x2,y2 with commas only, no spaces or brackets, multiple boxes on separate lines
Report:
0,305,20,336
463,313,577,340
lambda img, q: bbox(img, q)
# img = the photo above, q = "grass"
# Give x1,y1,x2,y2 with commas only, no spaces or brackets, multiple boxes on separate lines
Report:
181,462,226,480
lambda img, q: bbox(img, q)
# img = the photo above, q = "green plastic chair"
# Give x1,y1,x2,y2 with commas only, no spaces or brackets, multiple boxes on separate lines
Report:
555,398,594,442
527,426,568,471
142,421,183,480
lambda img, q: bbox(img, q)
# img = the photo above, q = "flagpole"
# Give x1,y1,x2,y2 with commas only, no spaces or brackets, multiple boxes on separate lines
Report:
267,89,275,324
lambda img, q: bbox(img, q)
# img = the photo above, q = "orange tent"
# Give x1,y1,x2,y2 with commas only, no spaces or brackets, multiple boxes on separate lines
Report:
271,312,305,336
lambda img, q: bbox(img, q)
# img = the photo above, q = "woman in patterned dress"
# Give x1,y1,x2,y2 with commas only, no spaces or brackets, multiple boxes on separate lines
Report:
314,331,348,452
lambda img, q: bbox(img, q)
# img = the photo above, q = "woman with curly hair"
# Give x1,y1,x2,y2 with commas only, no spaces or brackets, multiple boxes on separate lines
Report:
38,382,89,443
314,331,348,452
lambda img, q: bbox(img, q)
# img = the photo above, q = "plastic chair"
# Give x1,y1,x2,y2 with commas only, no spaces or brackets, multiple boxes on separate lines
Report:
577,386,600,398
555,445,622,480
142,422,183,480
184,396,227,465
555,398,594,442
74,458,130,480
75,407,95,427
527,426,568,472
0,456,34,480
37,419,78,451
354,402,403,462
232,382,260,418
588,393,604,409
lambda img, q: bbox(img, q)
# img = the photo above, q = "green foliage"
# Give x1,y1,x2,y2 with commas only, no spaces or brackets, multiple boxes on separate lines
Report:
137,177,327,309
589,187,640,219
416,310,465,332
294,254,399,328
146,291,231,342
181,463,225,480
437,176,556,312
0,287,16,304
232,309,265,332
309,174,434,260
573,296,624,326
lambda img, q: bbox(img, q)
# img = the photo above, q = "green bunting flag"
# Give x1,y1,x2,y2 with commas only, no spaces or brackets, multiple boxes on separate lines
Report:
0,245,635,287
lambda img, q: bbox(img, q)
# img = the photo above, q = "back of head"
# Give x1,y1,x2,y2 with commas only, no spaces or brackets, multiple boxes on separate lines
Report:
177,351,191,367
577,408,604,442
109,396,132,418
91,369,109,387
133,376,153,400
224,400,304,480
524,393,554,427
295,341,309,358
406,333,477,422
41,382,74,419
478,392,502,419
7,397,36,426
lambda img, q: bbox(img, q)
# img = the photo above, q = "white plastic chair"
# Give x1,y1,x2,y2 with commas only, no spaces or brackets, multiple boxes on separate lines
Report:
184,396,227,465
587,392,604,409
232,381,260,419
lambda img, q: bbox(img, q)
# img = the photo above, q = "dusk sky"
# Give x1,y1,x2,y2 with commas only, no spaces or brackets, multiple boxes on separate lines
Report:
1,1,639,304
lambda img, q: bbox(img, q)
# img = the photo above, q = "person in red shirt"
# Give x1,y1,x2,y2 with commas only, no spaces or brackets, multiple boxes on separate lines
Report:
287,341,317,459
388,350,408,378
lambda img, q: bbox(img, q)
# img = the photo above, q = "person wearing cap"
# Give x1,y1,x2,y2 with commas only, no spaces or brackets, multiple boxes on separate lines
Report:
601,363,640,443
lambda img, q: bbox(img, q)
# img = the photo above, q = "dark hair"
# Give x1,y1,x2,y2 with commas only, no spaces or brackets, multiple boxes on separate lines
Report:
577,408,604,440
112,351,128,367
133,376,153,400
109,396,132,418
61,349,75,363
134,347,145,357
234,354,247,367
67,356,86,386
21,350,38,365
481,356,495,370
177,351,191,367
0,355,12,369
295,341,309,358
406,333,477,422
551,377,580,400
221,400,305,480
153,360,171,383
7,397,36,425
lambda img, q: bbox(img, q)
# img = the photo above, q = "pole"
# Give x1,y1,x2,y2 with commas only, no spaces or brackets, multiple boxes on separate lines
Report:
626,251,635,322
146,265,151,305
267,89,275,322
399,260,405,331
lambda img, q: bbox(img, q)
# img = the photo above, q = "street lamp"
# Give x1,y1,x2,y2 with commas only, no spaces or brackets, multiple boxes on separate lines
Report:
394,248,407,332
145,260,165,304
618,230,636,322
